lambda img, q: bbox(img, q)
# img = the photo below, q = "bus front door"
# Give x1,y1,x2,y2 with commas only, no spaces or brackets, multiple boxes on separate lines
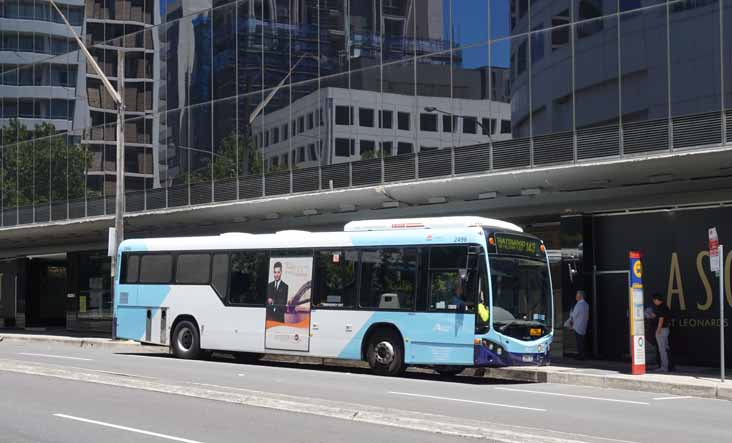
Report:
264,256,313,352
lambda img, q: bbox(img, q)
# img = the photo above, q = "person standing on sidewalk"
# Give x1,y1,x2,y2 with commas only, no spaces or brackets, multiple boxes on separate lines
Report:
566,290,590,360
652,293,672,372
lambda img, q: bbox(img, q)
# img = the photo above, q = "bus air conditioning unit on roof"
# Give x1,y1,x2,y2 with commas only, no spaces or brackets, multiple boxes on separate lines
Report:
343,217,523,233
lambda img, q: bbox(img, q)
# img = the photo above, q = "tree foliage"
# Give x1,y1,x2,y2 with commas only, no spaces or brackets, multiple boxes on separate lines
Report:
1,119,89,207
188,133,265,184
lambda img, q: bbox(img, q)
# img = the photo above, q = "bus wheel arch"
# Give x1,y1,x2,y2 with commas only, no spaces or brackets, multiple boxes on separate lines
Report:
170,315,202,360
362,323,406,376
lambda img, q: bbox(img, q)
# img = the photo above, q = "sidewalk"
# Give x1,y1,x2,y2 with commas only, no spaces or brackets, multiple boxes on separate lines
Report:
0,329,157,352
1,330,730,400
479,358,732,401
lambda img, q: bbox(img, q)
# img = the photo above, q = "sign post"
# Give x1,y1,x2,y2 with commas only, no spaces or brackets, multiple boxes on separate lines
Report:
709,228,724,382
629,251,646,375
720,244,725,383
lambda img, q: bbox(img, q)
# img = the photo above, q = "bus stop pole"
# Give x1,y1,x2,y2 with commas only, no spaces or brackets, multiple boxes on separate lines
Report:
720,244,725,383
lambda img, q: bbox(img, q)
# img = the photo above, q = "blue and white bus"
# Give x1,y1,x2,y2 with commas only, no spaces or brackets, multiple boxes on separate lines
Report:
114,217,553,376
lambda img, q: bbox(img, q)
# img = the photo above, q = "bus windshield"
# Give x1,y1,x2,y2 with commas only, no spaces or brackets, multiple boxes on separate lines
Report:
489,255,552,334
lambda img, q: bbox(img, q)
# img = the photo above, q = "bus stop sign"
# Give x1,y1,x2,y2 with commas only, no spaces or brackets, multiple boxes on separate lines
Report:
709,227,720,274
629,251,646,375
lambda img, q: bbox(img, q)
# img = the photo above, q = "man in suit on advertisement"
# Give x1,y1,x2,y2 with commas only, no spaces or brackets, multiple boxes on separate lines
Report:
267,261,289,322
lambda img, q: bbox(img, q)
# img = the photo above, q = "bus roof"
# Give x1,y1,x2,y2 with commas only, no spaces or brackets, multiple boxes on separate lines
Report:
344,217,523,233
119,217,521,253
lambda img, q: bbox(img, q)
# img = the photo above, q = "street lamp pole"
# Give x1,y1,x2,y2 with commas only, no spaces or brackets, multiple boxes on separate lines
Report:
49,0,125,338
249,53,313,124
424,106,488,133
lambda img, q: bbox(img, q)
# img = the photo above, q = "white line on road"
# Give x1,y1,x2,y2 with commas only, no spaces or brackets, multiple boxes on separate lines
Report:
190,382,251,392
495,387,649,405
10,360,159,380
53,414,205,443
653,396,694,401
388,391,547,412
18,353,93,361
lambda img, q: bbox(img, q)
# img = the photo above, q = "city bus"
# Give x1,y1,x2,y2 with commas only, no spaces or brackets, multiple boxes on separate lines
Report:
114,217,553,376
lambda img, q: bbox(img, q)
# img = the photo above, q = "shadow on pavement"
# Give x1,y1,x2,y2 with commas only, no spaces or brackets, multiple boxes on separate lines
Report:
113,351,527,385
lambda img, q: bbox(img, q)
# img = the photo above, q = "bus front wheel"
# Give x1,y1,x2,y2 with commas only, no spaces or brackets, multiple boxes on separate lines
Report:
366,329,405,376
172,320,201,360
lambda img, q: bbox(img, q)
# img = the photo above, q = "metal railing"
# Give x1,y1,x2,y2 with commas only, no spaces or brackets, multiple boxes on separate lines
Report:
1,109,730,228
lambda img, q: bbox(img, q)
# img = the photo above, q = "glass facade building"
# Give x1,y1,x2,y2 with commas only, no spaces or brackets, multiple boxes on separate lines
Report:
0,0,730,223
0,0,732,355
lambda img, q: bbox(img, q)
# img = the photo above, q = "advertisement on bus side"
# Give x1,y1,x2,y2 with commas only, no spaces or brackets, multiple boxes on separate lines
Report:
264,257,313,352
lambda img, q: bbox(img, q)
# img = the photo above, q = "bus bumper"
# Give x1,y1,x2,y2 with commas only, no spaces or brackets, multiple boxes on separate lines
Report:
473,342,551,367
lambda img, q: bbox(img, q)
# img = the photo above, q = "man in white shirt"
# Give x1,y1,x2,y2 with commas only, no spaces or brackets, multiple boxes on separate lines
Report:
566,290,590,360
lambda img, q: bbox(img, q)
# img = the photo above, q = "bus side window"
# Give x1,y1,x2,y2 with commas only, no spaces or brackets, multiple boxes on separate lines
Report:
416,249,429,311
175,254,211,284
313,250,357,308
228,251,267,306
122,254,139,284
211,253,229,302
359,248,416,310
427,246,469,311
139,254,173,284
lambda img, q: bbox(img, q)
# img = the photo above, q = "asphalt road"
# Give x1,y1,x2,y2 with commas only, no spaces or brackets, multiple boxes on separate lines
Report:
0,371,470,443
0,341,730,443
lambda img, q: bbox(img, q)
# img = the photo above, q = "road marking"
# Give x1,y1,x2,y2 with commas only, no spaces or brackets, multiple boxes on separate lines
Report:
237,373,245,377
18,353,93,361
653,396,693,401
11,359,159,380
190,382,251,392
495,387,649,405
0,359,628,443
53,414,205,443
388,391,546,412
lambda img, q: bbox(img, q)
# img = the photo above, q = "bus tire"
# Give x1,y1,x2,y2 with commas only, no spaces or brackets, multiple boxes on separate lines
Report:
366,329,405,376
172,320,201,360
434,365,465,376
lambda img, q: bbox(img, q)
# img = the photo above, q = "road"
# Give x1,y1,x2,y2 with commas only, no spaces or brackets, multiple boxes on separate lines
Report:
0,340,730,443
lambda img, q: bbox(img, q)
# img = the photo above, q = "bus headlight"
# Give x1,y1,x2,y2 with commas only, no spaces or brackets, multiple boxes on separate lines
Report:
481,339,504,357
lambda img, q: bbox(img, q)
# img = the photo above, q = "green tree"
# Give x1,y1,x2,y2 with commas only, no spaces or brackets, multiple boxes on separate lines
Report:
1,119,89,207
360,147,391,161
188,133,265,184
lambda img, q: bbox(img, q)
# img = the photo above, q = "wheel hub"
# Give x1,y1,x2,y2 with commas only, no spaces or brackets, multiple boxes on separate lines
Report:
178,329,193,351
374,341,395,365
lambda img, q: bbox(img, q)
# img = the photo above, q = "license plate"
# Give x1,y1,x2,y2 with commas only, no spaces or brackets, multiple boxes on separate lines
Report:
529,328,542,336
522,354,533,362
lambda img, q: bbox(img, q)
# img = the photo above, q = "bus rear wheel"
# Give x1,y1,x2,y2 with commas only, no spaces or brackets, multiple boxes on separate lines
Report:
366,329,405,376
172,320,201,360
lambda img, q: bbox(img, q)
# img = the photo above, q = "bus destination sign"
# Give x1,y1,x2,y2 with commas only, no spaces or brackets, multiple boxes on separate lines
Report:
494,234,543,258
